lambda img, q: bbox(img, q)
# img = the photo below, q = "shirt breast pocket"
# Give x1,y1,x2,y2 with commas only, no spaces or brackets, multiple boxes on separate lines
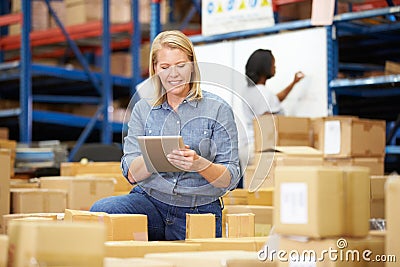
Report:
145,128,161,136
188,129,216,161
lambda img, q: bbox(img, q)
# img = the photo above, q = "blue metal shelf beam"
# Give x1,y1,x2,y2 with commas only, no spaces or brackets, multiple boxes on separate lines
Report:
189,6,400,45
20,0,32,143
338,63,384,72
32,110,123,132
337,21,400,37
330,74,400,88
31,64,132,87
102,0,112,144
131,0,142,92
386,146,400,154
334,6,400,22
150,0,162,43
0,109,21,118
33,95,101,104
190,19,312,44
332,88,400,97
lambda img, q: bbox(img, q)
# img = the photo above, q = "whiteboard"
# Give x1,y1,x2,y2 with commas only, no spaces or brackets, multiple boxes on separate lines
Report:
194,27,329,118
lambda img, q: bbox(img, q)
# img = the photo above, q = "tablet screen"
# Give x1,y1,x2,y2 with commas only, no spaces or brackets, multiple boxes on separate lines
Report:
137,136,185,172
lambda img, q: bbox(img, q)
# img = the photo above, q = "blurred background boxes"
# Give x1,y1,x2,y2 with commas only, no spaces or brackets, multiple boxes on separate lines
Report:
385,176,400,267
312,116,386,158
8,221,106,267
273,166,370,238
60,162,132,195
0,150,11,235
64,209,148,241
0,235,8,267
105,241,201,258
39,176,115,210
186,214,215,239
253,115,312,152
10,188,67,214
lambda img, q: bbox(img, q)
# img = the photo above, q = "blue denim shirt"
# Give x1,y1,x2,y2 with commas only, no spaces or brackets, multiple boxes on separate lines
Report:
121,90,241,207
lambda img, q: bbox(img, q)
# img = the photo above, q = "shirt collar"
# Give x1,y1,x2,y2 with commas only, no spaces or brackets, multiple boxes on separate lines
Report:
153,96,199,110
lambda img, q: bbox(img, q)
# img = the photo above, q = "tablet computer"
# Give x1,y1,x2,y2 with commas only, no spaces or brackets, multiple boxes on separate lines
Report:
137,135,185,172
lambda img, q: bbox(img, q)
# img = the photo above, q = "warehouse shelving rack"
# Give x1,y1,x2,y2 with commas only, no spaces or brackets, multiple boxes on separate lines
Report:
0,0,144,160
0,0,399,164
188,3,400,163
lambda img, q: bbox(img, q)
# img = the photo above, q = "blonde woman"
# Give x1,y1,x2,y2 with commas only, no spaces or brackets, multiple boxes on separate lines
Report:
90,30,240,240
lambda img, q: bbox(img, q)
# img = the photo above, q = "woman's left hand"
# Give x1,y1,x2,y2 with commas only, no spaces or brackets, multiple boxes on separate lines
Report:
166,145,210,172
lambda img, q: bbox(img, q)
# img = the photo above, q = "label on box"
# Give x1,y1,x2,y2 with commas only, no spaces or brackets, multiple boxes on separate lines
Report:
324,120,341,154
280,183,308,224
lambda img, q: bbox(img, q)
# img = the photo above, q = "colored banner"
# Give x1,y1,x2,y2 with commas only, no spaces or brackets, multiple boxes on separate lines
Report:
202,0,275,36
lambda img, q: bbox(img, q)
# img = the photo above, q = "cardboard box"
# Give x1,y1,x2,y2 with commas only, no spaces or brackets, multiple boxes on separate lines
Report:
247,188,273,206
61,161,133,193
222,188,249,205
371,199,384,219
104,257,175,267
10,179,40,189
223,205,273,237
186,214,215,239
40,176,115,210
65,209,148,241
274,166,370,238
370,175,387,219
145,251,275,267
10,0,49,35
105,241,201,258
0,235,7,267
324,157,384,176
342,166,370,237
226,213,255,238
10,188,67,213
312,117,386,158
2,213,60,235
111,43,151,76
49,0,66,28
0,149,10,234
185,237,268,252
0,140,16,177
66,0,159,25
253,115,311,152
8,221,106,267
385,60,400,75
0,128,8,140
244,146,323,189
274,166,344,238
385,176,400,266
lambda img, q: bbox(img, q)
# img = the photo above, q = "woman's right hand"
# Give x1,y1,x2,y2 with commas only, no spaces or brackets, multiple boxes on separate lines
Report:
294,71,305,83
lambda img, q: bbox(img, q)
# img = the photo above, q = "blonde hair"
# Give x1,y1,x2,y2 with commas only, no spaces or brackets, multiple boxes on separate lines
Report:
149,30,202,106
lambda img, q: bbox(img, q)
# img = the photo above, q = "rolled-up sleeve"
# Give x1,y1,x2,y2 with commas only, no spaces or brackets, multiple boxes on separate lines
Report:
213,101,241,191
121,100,149,180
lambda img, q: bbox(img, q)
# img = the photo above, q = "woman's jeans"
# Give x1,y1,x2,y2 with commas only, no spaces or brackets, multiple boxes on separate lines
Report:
90,186,222,241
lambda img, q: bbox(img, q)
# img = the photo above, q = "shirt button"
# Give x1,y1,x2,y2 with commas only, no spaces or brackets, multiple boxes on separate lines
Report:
204,131,207,135
148,130,152,134
173,179,177,183
176,121,180,124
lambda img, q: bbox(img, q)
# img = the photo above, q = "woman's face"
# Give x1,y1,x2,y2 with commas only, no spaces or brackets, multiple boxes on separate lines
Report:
154,46,192,97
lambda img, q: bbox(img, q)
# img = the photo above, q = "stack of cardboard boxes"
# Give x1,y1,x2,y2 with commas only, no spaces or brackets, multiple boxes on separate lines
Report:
9,0,168,35
0,113,396,266
245,114,386,190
